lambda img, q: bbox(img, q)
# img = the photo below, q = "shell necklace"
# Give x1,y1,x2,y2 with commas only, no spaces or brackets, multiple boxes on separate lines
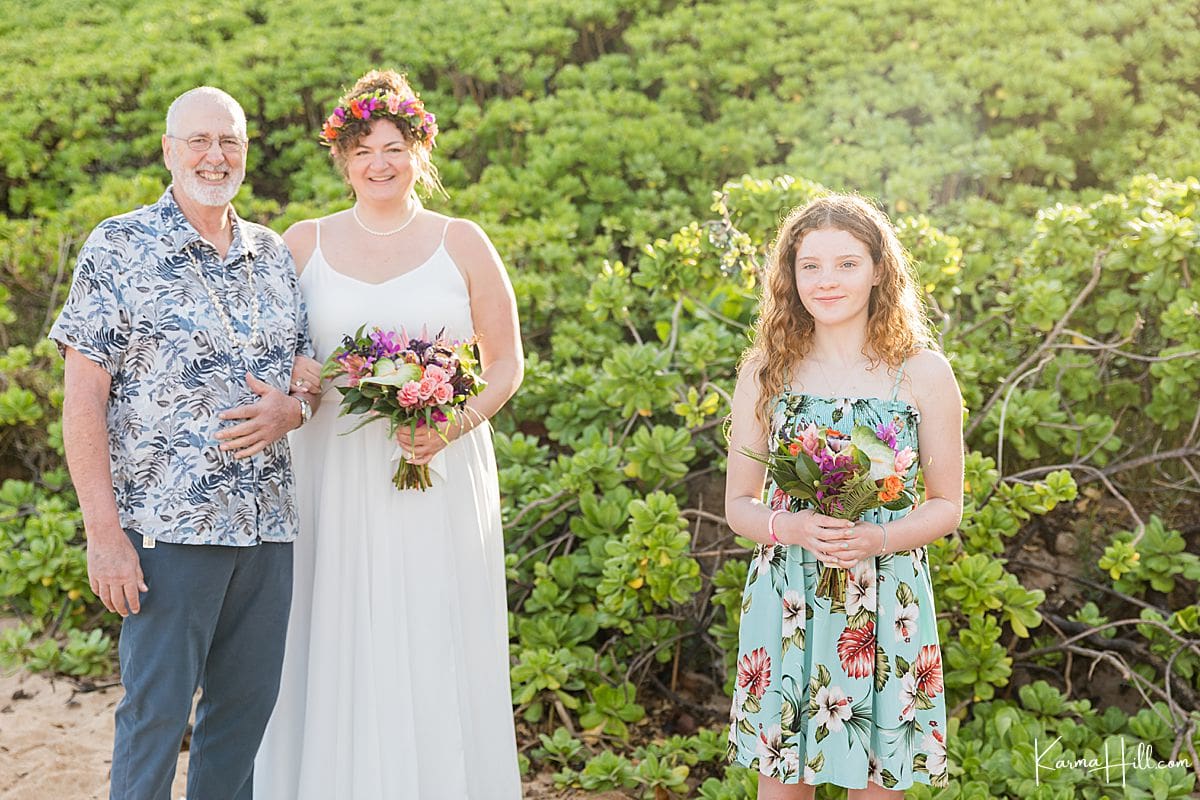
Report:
188,244,260,353
351,198,422,236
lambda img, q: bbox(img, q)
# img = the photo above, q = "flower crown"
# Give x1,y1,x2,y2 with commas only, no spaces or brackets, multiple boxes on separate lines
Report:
320,88,438,148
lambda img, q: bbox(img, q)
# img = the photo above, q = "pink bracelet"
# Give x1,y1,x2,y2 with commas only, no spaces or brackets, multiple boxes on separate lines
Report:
768,509,785,545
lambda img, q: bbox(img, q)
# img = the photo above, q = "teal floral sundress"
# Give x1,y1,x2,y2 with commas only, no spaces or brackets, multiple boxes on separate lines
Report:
727,366,949,790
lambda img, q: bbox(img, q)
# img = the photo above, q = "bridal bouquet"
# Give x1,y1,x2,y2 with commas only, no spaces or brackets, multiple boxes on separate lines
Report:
744,421,918,603
322,326,485,491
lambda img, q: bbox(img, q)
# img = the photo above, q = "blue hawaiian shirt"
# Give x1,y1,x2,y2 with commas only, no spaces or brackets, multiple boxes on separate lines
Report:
50,187,312,546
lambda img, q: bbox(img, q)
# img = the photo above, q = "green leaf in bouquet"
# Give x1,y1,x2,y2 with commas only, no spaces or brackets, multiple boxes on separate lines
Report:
777,479,816,501
883,488,919,512
348,394,375,415
792,452,820,484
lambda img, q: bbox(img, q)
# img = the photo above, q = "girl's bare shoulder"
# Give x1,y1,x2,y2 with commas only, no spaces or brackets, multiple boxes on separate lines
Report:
906,348,961,402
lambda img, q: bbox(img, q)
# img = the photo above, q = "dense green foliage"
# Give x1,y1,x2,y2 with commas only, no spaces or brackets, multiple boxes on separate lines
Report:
3,1,1199,796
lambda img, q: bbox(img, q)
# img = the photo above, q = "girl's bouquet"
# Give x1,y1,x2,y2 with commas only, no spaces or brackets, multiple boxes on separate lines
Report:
322,326,486,491
744,421,918,602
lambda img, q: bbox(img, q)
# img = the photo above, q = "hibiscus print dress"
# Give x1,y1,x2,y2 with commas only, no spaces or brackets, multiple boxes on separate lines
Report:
727,382,949,790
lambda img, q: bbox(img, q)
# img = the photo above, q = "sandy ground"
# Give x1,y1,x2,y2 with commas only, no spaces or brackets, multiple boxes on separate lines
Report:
0,669,629,800
0,668,188,799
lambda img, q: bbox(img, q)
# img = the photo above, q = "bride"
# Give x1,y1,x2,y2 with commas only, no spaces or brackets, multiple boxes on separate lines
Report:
255,69,524,799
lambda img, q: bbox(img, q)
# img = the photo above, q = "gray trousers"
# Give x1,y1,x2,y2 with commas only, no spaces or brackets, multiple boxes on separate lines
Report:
109,532,293,800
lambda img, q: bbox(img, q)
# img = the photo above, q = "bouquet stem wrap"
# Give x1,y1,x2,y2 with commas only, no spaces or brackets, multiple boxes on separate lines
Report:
393,459,432,491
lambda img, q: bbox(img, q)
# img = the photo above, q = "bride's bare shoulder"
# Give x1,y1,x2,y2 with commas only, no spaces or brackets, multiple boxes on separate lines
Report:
284,213,346,275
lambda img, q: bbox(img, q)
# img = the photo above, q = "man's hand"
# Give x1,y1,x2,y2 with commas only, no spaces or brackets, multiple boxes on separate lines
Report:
216,373,301,458
87,529,147,617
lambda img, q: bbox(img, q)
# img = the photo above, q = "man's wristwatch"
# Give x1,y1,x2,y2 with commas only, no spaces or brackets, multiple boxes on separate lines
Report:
296,396,312,427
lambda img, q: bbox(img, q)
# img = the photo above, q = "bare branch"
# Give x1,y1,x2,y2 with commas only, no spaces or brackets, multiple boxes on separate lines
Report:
1053,328,1200,363
966,247,1109,439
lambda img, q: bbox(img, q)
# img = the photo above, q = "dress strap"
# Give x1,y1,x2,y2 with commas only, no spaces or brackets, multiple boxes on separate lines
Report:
314,219,322,251
890,359,907,401
440,218,453,246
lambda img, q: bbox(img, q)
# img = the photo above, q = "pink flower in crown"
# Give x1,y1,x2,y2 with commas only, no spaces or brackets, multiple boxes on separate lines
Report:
894,446,916,475
397,381,421,407
385,93,403,115
432,382,454,404
417,375,440,401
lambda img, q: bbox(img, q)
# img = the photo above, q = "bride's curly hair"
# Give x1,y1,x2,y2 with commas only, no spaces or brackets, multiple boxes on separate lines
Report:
742,194,933,433
329,69,444,197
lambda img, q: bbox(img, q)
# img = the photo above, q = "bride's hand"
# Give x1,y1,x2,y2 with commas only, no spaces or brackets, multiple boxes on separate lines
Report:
395,423,454,465
289,356,324,410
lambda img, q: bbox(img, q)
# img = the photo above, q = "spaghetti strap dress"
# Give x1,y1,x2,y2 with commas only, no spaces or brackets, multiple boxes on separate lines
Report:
727,361,949,790
254,219,522,799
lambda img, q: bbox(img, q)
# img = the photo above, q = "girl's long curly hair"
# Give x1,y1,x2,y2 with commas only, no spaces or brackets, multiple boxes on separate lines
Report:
743,194,933,433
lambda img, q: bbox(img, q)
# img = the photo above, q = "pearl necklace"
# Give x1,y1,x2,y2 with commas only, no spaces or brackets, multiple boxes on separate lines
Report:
351,199,422,236
188,245,260,353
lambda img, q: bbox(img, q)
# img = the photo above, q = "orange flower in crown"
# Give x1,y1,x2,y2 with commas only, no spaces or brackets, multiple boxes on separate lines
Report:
319,88,438,148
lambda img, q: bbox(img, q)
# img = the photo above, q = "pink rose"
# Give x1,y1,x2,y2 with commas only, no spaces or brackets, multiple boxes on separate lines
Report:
894,446,916,474
432,382,454,404
423,365,449,383
385,93,402,115
417,375,439,401
397,381,421,407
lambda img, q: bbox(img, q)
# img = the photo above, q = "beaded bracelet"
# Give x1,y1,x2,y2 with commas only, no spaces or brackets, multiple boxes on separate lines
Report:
768,509,785,545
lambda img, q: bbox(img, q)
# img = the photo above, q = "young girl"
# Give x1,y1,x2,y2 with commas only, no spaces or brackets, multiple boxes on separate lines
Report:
725,194,963,797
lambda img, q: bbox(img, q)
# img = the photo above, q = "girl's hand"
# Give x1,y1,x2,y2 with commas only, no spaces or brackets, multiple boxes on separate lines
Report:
835,522,885,569
777,510,869,567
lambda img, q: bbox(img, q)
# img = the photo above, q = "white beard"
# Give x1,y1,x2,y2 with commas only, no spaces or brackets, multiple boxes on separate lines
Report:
175,167,244,207
168,156,245,207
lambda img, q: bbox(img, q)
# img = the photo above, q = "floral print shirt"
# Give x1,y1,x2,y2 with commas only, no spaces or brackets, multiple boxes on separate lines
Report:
50,187,312,546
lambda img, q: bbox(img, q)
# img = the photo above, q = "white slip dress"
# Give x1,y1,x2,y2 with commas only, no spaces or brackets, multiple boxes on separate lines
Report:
254,219,522,799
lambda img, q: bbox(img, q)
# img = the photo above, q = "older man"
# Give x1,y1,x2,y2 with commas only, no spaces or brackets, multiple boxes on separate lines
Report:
51,87,313,800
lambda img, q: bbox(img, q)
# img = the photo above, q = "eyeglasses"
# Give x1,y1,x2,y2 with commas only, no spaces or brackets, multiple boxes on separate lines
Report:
166,134,246,153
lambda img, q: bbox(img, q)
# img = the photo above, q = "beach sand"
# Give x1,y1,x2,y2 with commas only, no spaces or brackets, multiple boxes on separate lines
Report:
0,668,187,799
0,669,629,799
